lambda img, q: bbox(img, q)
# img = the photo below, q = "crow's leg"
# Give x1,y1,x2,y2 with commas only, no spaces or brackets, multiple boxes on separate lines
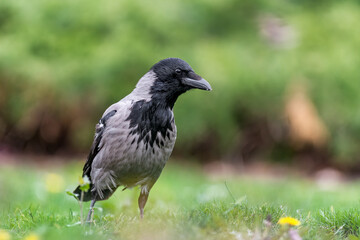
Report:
86,198,96,223
138,190,149,219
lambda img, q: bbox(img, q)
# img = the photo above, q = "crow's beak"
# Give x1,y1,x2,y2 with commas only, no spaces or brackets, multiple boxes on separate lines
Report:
182,74,212,91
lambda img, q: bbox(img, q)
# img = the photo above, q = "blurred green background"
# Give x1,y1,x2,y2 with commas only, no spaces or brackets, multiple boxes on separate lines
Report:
1,0,360,171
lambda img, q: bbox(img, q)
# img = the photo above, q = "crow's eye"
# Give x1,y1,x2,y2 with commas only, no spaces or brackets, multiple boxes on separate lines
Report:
175,69,181,75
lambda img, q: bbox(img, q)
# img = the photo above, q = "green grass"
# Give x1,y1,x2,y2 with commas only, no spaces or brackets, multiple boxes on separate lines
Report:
1,161,360,240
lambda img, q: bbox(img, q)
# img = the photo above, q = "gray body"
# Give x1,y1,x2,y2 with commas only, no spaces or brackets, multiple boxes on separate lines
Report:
91,73,177,199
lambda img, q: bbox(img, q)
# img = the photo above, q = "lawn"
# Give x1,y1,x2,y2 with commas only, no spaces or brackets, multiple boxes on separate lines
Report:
1,160,360,240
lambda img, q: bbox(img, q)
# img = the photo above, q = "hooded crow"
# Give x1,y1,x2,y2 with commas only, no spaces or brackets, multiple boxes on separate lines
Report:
74,58,212,221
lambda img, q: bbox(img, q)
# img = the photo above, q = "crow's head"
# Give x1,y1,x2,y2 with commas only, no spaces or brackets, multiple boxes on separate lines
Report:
151,58,212,92
134,58,211,108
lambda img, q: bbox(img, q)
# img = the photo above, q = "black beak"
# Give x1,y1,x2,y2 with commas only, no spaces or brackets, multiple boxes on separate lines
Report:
182,74,212,91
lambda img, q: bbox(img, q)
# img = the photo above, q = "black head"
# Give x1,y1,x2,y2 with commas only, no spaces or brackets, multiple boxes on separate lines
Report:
149,58,211,108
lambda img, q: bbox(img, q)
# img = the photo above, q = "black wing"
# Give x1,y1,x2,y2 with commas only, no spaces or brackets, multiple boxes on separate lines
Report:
82,109,117,181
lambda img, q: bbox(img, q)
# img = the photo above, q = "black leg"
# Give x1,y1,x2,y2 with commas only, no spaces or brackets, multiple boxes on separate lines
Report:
86,199,96,223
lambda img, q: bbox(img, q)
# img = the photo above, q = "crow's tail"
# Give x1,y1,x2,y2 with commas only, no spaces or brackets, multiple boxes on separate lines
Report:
73,185,93,202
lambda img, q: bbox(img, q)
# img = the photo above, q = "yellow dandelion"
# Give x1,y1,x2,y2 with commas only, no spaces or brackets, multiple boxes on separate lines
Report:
45,173,65,193
0,229,11,240
78,176,84,185
278,217,301,226
24,233,40,240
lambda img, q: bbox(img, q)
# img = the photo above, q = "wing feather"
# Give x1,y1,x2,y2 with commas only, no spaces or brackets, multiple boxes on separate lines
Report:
82,109,117,180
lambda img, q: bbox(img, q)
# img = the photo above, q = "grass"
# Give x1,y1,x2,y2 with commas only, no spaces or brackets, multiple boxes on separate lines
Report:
1,160,360,240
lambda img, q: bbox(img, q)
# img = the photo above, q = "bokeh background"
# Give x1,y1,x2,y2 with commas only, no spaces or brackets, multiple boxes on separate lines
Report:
1,0,360,173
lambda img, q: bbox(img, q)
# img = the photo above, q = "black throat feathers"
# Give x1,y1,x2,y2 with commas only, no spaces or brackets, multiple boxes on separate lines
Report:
126,99,174,148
